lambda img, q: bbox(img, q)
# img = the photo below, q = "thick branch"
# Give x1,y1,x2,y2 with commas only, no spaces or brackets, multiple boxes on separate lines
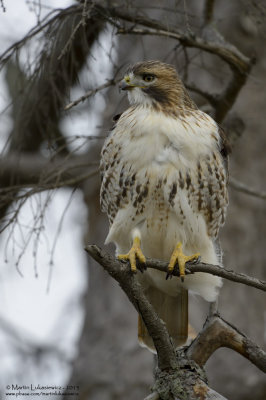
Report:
185,82,219,107
0,152,98,188
214,69,249,123
109,10,251,73
85,244,178,371
187,314,266,373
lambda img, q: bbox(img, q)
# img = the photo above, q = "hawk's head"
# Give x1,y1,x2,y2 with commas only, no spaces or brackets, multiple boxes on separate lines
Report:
120,60,195,111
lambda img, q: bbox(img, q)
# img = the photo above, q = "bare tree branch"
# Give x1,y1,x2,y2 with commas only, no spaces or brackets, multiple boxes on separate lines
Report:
0,314,69,362
229,177,266,200
0,0,6,13
110,10,251,72
64,78,119,111
103,4,254,123
0,152,98,188
0,3,105,227
0,7,76,66
85,244,266,399
187,314,266,373
84,244,178,371
1,2,254,130
85,244,230,400
85,245,266,292
185,82,218,107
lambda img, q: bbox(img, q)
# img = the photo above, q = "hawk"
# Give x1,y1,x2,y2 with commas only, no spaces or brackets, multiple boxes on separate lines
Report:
100,61,229,351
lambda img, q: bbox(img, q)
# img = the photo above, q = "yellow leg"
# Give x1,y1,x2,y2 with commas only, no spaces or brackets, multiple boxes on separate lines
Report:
168,242,200,281
118,236,146,272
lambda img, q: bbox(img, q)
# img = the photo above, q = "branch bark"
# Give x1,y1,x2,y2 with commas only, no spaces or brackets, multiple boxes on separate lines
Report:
187,314,266,373
84,244,177,371
85,245,266,293
114,23,250,72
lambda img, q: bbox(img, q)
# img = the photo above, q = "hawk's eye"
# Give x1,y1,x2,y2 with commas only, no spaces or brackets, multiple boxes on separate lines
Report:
143,74,155,82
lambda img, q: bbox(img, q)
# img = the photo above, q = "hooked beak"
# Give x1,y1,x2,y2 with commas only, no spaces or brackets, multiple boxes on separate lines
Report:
119,79,135,91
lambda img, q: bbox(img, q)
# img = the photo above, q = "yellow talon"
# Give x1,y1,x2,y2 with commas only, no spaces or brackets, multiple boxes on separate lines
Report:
168,242,200,281
118,236,146,272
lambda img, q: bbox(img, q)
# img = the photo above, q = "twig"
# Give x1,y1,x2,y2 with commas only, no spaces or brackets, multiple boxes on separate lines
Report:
229,176,266,200
0,0,6,13
64,78,119,111
0,6,77,66
184,262,266,292
203,0,215,24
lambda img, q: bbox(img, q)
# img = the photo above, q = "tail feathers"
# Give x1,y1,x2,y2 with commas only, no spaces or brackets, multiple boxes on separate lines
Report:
138,287,188,352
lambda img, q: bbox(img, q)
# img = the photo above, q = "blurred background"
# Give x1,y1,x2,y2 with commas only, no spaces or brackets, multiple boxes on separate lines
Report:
0,0,265,399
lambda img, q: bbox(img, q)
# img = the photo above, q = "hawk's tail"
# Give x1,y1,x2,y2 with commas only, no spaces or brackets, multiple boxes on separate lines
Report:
138,287,189,352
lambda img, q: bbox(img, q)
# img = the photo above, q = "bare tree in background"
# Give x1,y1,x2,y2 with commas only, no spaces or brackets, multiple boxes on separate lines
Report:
0,1,266,399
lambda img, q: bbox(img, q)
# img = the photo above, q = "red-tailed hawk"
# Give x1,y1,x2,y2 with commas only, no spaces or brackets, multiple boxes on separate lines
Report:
100,61,229,351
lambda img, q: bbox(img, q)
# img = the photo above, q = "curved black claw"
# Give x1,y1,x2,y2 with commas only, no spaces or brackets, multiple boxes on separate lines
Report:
166,271,173,280
165,263,179,280
136,259,147,273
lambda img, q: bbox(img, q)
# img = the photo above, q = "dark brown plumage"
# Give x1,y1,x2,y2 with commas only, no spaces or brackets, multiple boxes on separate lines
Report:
126,60,197,114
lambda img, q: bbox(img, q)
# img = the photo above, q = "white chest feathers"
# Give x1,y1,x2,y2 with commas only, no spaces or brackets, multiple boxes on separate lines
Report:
114,106,220,170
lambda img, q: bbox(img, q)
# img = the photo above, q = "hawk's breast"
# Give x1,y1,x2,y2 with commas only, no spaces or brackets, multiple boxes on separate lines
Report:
101,105,227,260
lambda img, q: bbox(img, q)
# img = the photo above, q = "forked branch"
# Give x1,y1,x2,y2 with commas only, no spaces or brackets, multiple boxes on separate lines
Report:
187,314,266,373
85,244,266,399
